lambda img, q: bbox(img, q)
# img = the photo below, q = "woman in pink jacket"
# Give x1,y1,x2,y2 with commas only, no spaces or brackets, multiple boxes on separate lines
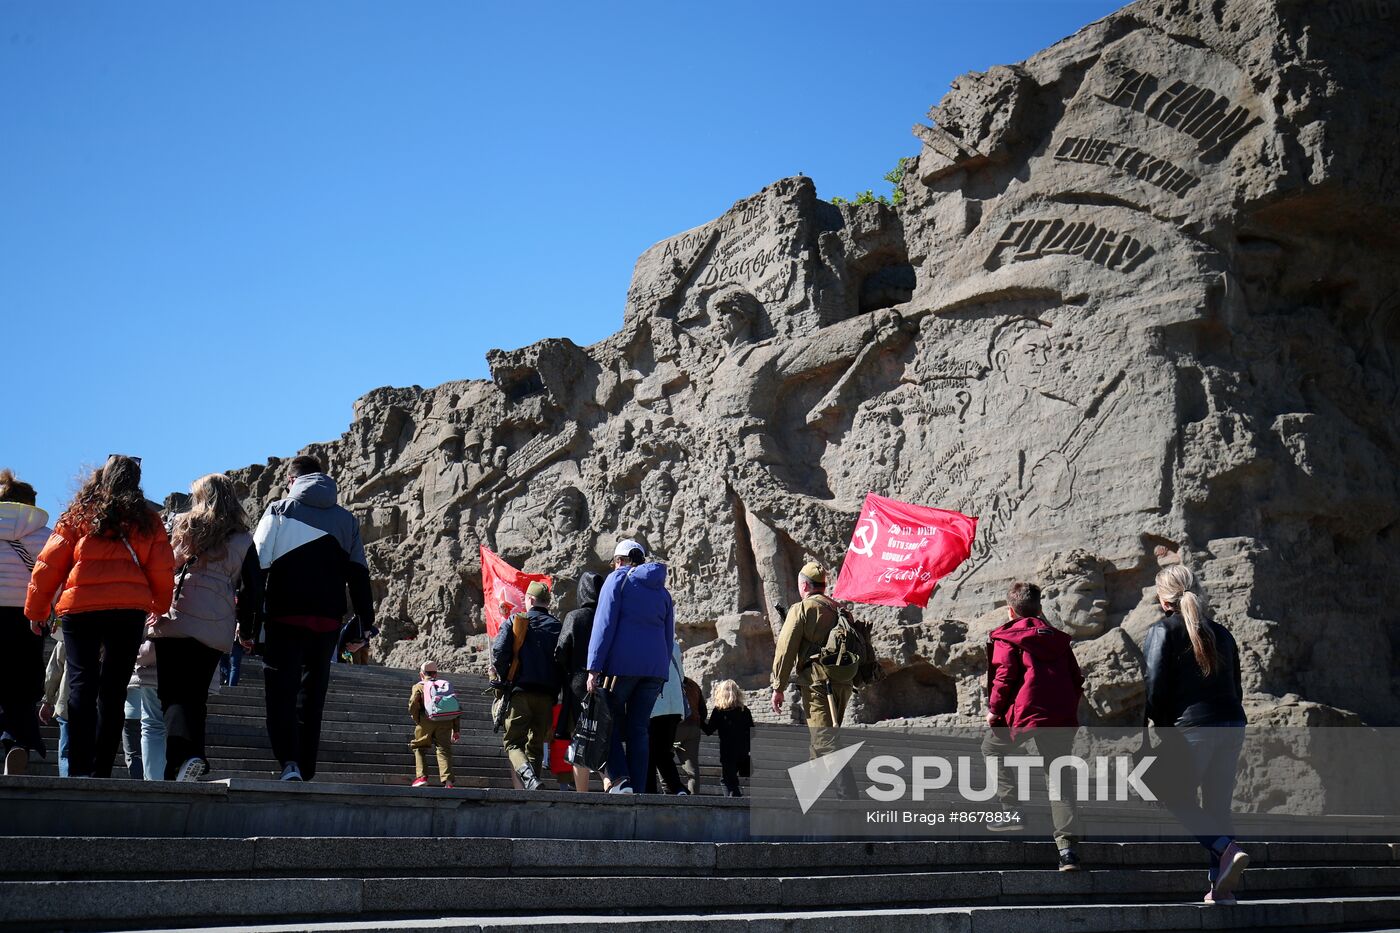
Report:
0,469,53,775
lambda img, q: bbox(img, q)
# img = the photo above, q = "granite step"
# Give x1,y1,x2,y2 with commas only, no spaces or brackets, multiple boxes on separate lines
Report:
109,897,1400,933
4,868,1400,931
3,836,1395,880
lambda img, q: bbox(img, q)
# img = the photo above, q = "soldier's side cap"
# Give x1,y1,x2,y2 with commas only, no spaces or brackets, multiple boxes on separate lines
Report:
800,562,827,585
526,581,550,600
614,539,644,558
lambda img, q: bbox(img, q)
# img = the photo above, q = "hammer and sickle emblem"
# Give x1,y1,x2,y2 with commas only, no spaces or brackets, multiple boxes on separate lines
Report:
849,514,879,557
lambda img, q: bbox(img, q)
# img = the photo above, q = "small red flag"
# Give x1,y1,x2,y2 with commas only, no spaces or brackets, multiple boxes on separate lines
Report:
831,493,978,608
480,546,552,639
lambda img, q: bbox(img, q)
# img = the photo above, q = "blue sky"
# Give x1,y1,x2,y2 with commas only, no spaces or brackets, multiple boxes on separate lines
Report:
3,0,1123,519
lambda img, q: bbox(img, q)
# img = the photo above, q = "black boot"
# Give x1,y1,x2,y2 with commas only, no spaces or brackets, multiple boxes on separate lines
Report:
515,762,542,791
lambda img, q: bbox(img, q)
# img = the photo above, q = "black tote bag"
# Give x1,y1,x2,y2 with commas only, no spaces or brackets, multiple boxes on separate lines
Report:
568,686,614,772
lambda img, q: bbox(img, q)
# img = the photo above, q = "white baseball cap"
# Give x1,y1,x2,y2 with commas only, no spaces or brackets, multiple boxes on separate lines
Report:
614,539,644,559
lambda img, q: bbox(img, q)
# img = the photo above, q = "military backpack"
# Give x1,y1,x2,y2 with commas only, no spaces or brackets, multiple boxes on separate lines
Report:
808,596,872,687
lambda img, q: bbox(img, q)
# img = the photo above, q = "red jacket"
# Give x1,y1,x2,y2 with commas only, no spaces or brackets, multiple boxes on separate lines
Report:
24,518,175,621
986,616,1083,734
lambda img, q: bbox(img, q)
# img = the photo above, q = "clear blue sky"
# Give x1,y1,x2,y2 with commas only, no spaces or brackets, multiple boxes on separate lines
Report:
3,0,1123,519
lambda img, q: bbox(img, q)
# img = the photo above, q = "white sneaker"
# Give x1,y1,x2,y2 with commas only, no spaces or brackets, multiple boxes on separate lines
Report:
176,758,208,782
1212,842,1250,899
607,782,634,794
279,762,303,782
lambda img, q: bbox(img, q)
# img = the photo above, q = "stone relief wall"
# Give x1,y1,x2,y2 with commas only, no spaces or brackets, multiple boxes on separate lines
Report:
229,0,1400,736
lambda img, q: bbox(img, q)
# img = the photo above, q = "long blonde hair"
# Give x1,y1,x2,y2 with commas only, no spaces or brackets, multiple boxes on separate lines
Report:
1155,564,1218,676
171,474,248,563
712,679,746,711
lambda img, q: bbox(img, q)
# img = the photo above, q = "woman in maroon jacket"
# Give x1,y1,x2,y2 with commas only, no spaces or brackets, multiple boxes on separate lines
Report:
982,581,1085,871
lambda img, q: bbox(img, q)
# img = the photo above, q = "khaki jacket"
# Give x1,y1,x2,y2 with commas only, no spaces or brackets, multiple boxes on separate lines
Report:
770,594,841,691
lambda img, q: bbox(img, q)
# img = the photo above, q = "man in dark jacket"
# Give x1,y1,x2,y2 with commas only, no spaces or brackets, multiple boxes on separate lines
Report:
982,581,1085,871
492,580,562,790
555,571,603,792
251,455,375,783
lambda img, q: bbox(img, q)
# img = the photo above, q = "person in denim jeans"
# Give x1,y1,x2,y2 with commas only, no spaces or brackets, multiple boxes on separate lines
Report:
585,540,674,794
1143,564,1248,906
219,639,244,687
40,632,69,776
122,638,166,781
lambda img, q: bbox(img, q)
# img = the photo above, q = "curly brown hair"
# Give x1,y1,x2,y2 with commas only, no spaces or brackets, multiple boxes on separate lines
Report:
64,455,157,539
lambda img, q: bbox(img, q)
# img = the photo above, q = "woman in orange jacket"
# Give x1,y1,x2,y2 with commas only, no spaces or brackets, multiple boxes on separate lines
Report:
25,455,175,778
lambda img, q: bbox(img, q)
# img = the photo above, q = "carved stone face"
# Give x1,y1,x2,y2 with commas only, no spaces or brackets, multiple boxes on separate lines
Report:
641,471,678,510
439,435,463,463
1041,553,1110,637
1000,325,1052,389
549,488,585,536
439,510,459,536
709,287,760,346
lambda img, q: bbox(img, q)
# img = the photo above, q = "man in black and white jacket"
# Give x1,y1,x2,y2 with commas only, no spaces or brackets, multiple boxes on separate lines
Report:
249,454,374,782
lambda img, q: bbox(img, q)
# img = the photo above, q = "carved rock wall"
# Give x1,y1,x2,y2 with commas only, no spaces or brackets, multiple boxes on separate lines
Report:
229,0,1400,727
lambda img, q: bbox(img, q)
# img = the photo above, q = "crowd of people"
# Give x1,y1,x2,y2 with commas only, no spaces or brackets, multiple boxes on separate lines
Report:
477,540,754,797
0,454,372,784
0,455,1250,905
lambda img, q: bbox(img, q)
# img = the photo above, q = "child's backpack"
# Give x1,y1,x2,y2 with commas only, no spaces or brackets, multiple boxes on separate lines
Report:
424,678,461,720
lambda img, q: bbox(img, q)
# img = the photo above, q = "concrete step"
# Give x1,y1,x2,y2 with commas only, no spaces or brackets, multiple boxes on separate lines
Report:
109,897,1400,933
0,773,1386,845
3,837,1395,880
0,775,751,842
4,868,1400,930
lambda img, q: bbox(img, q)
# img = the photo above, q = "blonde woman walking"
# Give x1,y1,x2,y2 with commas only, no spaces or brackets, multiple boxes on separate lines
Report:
1142,564,1248,905
150,474,260,781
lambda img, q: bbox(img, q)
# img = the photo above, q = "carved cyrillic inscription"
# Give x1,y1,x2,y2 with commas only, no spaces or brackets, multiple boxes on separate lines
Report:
1053,135,1200,197
1329,0,1393,25
1097,67,1258,155
695,244,783,289
986,218,1151,272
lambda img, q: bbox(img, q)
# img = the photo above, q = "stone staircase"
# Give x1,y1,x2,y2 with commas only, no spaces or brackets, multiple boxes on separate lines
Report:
3,835,1400,932
27,658,739,791
5,662,1400,931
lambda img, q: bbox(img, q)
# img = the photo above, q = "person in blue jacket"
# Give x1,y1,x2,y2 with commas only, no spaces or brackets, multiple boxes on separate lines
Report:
586,539,674,794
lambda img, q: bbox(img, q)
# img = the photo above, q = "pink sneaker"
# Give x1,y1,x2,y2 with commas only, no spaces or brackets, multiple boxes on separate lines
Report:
1212,842,1250,899
443,781,454,789
1203,888,1236,905
411,777,428,787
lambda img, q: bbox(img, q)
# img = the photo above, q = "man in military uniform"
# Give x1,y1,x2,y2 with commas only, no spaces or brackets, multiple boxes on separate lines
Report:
491,580,562,790
770,563,850,761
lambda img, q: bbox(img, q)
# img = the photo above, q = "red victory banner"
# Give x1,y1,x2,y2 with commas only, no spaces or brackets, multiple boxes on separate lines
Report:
831,493,978,608
480,546,552,639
